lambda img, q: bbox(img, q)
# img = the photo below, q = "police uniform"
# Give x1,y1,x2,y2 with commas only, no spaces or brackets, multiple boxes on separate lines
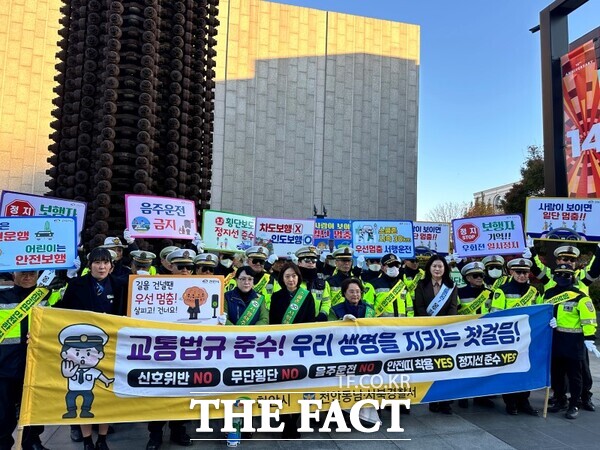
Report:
371,253,408,317
457,262,492,315
327,248,375,307
157,246,179,275
490,258,540,416
226,247,273,306
543,264,598,419
194,253,218,274
130,250,157,275
482,255,508,291
99,237,132,278
0,277,55,450
296,246,331,321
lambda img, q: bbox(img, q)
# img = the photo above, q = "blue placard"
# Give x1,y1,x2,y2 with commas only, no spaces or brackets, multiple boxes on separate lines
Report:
0,216,77,272
313,219,353,253
351,220,415,258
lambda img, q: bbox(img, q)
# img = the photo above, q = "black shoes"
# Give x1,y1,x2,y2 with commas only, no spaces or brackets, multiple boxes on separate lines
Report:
70,426,83,442
505,405,518,415
549,400,568,413
566,406,579,420
95,440,110,450
580,399,595,412
518,402,539,416
474,397,495,408
146,438,162,450
170,432,192,447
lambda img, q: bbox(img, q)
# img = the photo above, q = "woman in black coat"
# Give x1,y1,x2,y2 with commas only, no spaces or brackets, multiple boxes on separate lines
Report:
268,262,316,438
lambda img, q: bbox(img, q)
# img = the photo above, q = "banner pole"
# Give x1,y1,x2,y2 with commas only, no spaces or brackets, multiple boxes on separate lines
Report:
542,387,550,418
15,425,24,449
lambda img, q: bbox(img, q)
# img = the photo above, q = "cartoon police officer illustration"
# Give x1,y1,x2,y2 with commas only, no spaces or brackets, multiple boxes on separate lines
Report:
59,324,114,419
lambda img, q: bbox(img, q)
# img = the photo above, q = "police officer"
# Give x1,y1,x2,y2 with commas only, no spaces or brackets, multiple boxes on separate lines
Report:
99,237,132,277
400,256,424,317
214,252,236,277
490,258,540,416
193,253,219,275
0,271,56,450
166,249,196,276
372,253,408,317
130,251,157,275
327,247,366,306
295,246,331,321
482,255,508,290
544,264,599,419
157,246,179,275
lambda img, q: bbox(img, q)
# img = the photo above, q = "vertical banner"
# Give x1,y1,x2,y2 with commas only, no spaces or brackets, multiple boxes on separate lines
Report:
254,217,315,257
561,39,600,197
125,195,197,240
313,219,353,253
128,275,224,325
452,214,525,258
0,190,87,244
412,221,450,255
0,217,77,272
201,210,255,252
351,220,415,259
525,197,599,242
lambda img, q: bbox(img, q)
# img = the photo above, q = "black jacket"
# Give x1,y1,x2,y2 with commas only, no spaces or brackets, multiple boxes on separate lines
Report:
414,280,458,317
269,288,316,325
57,273,127,316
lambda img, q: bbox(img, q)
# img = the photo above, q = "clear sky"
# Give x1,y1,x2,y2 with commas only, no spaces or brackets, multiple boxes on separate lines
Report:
272,0,600,219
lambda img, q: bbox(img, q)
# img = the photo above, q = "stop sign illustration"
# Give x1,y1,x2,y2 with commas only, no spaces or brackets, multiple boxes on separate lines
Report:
457,223,479,243
4,200,35,216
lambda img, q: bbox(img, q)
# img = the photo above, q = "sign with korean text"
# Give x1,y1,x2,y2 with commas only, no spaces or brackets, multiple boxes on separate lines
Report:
453,214,525,258
561,39,600,198
351,220,415,258
125,195,196,240
0,190,87,244
254,217,315,257
313,219,353,253
128,275,224,325
20,305,551,425
201,210,255,253
525,197,600,243
0,217,77,272
413,221,450,255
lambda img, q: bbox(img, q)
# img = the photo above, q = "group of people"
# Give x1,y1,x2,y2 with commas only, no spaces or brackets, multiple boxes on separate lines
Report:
1,230,599,449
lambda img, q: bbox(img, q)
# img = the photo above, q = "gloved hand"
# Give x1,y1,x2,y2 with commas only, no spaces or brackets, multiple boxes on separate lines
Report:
290,254,298,264
526,235,535,249
451,252,462,264
549,317,557,329
267,253,278,265
522,248,532,259
356,255,366,269
192,232,205,253
67,256,81,279
218,313,227,325
343,314,357,322
585,340,600,358
37,270,56,288
320,250,330,263
123,228,135,244
444,255,453,264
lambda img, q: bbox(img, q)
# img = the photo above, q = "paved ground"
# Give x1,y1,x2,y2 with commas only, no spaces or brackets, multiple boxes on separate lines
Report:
30,352,600,450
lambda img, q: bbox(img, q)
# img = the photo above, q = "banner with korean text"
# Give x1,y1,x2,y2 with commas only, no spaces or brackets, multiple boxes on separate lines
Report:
125,194,196,240
525,197,600,243
0,190,87,244
254,217,315,257
19,305,551,425
413,221,450,255
0,217,77,272
351,220,414,258
453,214,526,258
201,210,255,253
313,219,353,253
127,275,224,325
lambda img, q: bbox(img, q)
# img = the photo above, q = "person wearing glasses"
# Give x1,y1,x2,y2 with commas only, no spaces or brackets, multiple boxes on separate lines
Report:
225,247,272,301
542,264,599,420
490,258,540,417
269,262,316,438
372,253,408,318
166,249,196,276
529,244,600,411
157,246,179,275
327,247,374,307
194,253,219,275
224,266,269,326
329,277,375,320
481,255,508,291
295,246,331,321
456,261,495,409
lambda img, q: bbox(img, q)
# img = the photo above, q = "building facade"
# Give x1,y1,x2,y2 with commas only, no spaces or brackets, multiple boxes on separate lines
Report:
211,0,420,220
473,182,516,212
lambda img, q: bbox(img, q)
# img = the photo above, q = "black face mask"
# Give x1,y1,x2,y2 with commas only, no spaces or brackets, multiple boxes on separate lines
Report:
299,266,318,280
555,277,572,288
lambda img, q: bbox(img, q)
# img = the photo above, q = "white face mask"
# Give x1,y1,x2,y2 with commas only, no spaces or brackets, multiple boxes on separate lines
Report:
327,260,336,268
137,270,149,275
368,264,381,272
385,267,400,278
488,268,502,279
221,259,233,268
